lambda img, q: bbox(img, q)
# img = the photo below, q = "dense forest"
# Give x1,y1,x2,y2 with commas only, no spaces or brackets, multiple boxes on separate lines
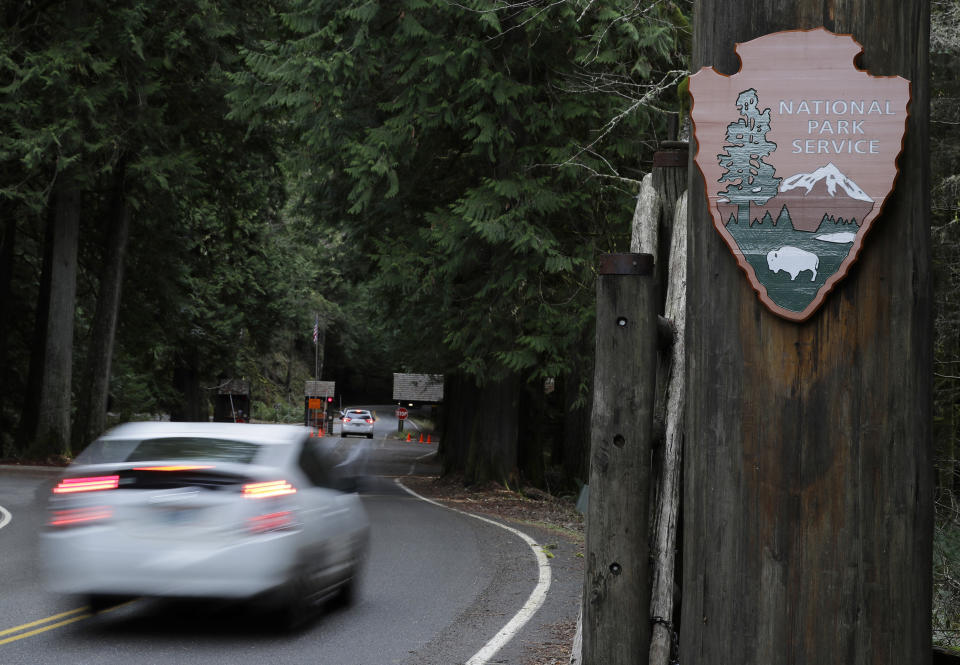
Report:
0,0,690,487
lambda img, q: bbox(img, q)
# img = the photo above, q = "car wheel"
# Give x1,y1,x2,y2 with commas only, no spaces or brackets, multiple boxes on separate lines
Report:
272,562,323,630
366,433,373,439
340,433,346,438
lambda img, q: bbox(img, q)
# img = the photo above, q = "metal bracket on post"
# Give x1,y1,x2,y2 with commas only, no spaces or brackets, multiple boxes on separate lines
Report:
599,252,654,276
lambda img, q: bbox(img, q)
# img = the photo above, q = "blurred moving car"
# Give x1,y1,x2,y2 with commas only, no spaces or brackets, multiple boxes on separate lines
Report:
41,422,369,625
340,409,375,439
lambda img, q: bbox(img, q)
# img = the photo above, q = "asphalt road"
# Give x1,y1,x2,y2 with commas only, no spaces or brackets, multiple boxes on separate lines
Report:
0,410,582,665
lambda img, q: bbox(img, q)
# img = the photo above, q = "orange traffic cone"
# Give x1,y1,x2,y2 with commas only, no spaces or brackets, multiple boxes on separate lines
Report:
406,433,411,442
427,434,431,444
418,433,424,443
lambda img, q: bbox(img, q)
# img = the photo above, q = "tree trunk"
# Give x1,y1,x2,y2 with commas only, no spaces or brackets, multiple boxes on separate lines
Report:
466,373,519,486
284,333,294,396
682,4,932,665
29,177,81,458
0,213,16,452
440,373,476,475
562,327,595,486
15,206,55,455
518,383,546,488
73,164,130,451
439,372,520,486
582,253,658,665
171,347,205,422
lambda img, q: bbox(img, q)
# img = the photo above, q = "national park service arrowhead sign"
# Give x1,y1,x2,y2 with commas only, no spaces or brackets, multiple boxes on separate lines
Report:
689,28,910,322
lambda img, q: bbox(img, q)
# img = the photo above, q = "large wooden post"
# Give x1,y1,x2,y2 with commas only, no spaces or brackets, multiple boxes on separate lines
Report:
583,253,658,664
682,3,931,665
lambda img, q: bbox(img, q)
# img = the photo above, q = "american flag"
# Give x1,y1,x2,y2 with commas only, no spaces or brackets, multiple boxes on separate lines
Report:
313,315,319,345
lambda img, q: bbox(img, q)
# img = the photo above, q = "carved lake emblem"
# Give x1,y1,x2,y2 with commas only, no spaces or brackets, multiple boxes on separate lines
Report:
689,28,911,321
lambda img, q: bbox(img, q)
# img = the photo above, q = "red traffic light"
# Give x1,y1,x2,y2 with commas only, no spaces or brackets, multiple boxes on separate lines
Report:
327,397,333,402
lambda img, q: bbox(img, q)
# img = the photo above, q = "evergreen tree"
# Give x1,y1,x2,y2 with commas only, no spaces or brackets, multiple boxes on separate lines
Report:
230,0,688,484
717,88,781,225
0,0,305,453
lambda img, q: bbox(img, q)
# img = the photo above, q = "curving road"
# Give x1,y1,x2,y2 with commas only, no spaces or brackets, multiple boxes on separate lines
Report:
0,410,582,665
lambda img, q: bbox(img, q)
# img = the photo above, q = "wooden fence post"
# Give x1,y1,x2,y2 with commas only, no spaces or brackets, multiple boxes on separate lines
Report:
682,3,932,665
583,252,658,665
648,192,687,665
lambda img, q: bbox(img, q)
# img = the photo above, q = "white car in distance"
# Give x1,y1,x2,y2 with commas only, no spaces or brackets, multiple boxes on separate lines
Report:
339,409,375,439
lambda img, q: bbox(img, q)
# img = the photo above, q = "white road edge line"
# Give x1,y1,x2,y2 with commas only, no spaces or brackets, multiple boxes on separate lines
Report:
0,506,11,531
394,478,552,665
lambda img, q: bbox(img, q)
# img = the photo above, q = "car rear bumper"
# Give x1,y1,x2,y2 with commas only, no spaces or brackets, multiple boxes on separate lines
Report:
340,427,374,436
41,529,299,599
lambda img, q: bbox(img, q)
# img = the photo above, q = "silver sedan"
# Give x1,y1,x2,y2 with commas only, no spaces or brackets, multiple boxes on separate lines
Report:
41,422,369,627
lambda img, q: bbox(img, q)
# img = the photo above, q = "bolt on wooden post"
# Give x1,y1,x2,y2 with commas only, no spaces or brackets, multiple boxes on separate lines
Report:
583,252,658,665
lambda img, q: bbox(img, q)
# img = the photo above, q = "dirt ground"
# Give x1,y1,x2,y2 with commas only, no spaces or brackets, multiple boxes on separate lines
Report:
400,475,583,665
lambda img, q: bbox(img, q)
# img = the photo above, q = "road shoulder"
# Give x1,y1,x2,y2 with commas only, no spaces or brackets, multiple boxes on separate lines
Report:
400,475,583,665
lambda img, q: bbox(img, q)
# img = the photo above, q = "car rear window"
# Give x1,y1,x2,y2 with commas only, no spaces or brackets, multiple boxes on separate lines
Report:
74,437,260,465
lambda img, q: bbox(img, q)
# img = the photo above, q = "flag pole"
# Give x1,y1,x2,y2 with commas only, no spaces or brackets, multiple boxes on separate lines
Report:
314,312,319,381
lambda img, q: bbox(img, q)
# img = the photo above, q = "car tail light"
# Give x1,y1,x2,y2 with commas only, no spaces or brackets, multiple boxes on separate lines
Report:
247,510,296,534
242,480,296,498
52,475,120,494
48,506,113,527
364,418,374,424
343,417,352,423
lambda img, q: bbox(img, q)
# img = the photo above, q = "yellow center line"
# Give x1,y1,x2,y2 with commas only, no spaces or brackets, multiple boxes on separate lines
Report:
0,610,91,646
0,607,88,637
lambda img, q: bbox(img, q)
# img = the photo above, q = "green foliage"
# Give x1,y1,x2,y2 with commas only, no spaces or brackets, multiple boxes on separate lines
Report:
1,0,691,472
231,0,688,391
0,0,337,452
251,399,302,424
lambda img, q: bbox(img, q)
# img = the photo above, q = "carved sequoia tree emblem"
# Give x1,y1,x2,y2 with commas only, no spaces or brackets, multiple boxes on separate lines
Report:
689,28,911,321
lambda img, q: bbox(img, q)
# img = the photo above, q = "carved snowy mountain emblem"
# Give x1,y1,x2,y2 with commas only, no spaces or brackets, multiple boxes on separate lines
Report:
689,28,911,321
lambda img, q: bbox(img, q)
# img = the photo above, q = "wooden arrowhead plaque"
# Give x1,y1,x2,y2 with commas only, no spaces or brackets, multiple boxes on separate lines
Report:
689,28,911,322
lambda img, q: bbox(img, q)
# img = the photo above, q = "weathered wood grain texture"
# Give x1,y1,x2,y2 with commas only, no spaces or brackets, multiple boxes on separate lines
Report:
682,3,932,665
583,256,658,665
570,608,582,665
649,192,688,665
631,173,661,256
648,149,690,432
631,173,664,312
